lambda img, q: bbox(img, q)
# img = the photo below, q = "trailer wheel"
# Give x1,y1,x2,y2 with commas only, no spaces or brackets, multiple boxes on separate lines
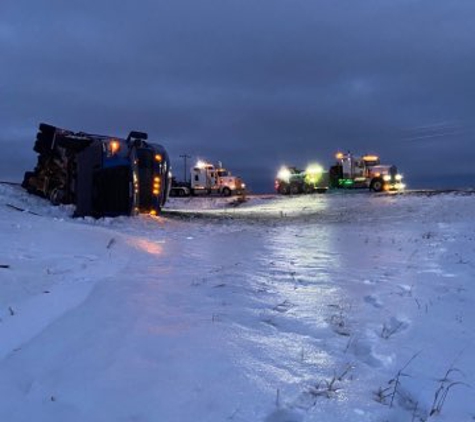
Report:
33,124,57,154
222,187,231,196
278,185,289,195
34,133,54,154
370,178,384,192
49,188,65,205
178,189,186,197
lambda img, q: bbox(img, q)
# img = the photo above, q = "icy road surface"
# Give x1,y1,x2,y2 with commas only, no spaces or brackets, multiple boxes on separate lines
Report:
0,185,474,422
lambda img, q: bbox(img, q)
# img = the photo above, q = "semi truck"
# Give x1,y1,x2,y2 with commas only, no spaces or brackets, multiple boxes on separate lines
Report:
274,164,329,195
329,152,405,192
170,160,246,197
22,123,171,217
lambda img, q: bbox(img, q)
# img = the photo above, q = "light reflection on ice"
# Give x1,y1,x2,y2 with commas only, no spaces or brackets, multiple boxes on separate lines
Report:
129,238,164,255
228,222,348,393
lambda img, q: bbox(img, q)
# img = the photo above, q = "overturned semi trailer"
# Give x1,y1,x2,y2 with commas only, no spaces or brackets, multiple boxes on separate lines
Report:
22,123,171,217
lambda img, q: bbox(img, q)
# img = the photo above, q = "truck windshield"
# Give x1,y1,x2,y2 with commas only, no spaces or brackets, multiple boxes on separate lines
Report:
218,170,229,177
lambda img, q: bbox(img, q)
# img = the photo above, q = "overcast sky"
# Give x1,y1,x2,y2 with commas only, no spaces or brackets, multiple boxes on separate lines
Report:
1,0,474,192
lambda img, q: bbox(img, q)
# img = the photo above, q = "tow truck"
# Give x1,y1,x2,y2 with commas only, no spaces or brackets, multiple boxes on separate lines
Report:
329,152,405,192
22,123,171,217
275,152,405,195
275,164,329,195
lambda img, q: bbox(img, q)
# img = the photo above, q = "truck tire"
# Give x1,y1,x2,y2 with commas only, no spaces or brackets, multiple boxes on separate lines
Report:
303,184,313,194
49,187,66,205
178,189,186,197
34,133,54,154
278,185,290,195
222,187,231,196
370,178,384,192
33,124,57,154
290,184,300,195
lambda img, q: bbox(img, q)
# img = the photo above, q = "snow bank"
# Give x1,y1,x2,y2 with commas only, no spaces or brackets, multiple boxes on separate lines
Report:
0,185,132,360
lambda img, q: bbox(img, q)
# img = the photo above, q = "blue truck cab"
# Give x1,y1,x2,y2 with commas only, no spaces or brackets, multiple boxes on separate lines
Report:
22,123,170,218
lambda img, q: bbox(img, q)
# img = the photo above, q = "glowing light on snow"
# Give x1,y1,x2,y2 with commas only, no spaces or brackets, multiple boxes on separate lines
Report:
132,238,163,255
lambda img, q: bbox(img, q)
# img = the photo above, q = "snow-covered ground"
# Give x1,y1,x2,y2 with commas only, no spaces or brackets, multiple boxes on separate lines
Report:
0,184,474,421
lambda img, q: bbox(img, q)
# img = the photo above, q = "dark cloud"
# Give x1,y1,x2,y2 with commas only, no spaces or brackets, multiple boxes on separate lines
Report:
1,0,474,191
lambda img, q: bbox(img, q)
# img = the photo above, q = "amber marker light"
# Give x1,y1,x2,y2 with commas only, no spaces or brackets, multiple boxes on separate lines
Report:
363,155,379,161
109,140,120,155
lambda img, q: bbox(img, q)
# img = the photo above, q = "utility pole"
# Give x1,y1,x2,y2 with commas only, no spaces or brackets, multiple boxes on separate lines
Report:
179,154,191,183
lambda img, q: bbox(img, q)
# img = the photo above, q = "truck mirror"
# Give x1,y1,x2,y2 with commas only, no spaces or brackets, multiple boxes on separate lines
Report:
127,131,148,141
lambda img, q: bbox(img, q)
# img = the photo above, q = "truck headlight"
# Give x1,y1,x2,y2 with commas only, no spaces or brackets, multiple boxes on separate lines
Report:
396,174,403,181
277,167,291,183
383,175,391,182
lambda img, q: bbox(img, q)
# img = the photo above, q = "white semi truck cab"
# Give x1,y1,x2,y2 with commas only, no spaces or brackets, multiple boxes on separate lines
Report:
190,160,246,196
